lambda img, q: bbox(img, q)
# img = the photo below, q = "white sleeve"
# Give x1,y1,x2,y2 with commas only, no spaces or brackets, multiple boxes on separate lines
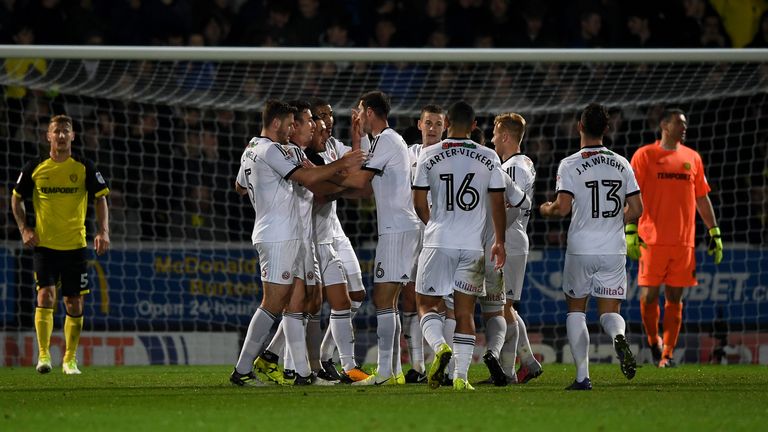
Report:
333,137,350,157
264,143,302,179
236,163,247,188
412,151,429,189
504,174,528,208
360,135,371,153
555,160,573,195
362,134,394,174
624,159,640,196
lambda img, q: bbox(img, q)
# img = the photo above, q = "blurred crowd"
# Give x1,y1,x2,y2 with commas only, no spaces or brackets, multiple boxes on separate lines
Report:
1,92,766,248
1,0,767,49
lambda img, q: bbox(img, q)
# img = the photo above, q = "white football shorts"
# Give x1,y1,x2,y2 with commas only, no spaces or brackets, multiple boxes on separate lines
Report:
563,254,627,300
374,230,421,284
315,243,347,287
415,247,485,298
255,239,301,285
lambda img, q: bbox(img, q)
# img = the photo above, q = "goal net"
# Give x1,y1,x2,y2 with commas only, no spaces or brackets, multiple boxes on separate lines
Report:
1,47,766,366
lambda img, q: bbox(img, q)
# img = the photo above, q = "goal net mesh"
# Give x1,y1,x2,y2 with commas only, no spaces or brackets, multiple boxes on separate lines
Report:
1,50,766,366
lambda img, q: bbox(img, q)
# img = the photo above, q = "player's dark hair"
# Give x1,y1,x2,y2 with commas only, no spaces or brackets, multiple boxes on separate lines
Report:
660,108,686,124
49,114,73,128
580,103,609,139
420,104,444,117
470,127,486,145
289,99,313,124
360,90,391,117
262,99,297,128
309,97,330,113
447,101,475,130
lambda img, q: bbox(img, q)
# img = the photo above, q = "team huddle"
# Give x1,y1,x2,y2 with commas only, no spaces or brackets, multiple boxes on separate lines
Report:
230,91,642,391
15,89,722,390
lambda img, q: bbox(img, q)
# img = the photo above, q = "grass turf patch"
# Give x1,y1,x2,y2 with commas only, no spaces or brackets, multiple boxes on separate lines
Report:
1,364,766,431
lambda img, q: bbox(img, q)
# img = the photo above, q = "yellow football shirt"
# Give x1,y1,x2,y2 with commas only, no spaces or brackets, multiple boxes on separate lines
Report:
13,155,110,250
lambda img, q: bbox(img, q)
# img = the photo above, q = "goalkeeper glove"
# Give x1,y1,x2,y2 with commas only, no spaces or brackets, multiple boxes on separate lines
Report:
625,223,645,260
707,226,723,265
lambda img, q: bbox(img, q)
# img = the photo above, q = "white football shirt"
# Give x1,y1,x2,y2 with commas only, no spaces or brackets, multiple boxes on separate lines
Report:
318,136,350,240
363,128,422,234
287,143,314,246
482,168,528,251
314,137,347,244
502,154,536,254
413,138,506,251
236,137,302,243
555,145,640,255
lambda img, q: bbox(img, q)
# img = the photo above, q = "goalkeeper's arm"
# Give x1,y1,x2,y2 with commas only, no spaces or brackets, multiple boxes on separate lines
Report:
696,194,723,264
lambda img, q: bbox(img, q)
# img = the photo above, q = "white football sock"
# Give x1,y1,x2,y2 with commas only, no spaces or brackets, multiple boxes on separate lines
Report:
516,314,535,364
600,312,626,339
443,317,456,378
453,333,475,381
320,324,336,361
392,311,403,377
235,307,277,374
501,319,519,377
485,315,506,358
264,319,285,359
404,311,425,373
330,309,356,371
306,313,322,371
284,312,311,377
566,312,590,382
375,308,396,378
420,312,446,353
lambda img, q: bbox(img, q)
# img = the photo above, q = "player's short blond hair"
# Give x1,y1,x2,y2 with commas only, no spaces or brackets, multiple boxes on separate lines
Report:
494,112,526,143
49,114,73,129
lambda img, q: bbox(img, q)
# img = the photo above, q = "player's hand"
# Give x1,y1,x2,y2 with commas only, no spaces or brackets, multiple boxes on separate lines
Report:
490,241,506,271
340,149,365,169
94,232,110,256
707,226,723,265
21,227,39,249
625,223,646,260
350,109,364,138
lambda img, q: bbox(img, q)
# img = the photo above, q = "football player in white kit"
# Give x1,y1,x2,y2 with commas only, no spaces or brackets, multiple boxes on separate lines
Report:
402,104,446,383
480,113,541,386
230,100,364,386
342,91,423,386
413,101,508,391
309,98,371,383
257,100,331,384
539,103,643,390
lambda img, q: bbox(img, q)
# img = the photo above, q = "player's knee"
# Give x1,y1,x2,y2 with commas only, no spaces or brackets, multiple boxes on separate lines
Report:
63,296,83,315
37,288,55,308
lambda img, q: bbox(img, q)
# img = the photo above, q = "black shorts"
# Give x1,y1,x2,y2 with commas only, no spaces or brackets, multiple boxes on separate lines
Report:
33,247,89,297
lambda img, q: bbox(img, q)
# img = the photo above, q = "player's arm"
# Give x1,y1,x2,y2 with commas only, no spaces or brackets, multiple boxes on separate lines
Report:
695,194,718,230
94,196,110,256
696,194,723,264
624,193,643,223
11,193,38,248
489,190,506,270
413,188,430,224
338,166,375,193
234,181,248,196
539,191,572,218
290,149,365,187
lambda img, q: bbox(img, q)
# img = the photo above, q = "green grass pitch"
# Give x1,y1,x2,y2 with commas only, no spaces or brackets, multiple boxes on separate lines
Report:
2,364,766,431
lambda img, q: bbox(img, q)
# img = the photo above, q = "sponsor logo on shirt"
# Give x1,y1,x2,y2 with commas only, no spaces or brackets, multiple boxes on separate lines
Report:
442,141,476,150
657,172,690,180
581,150,613,159
40,186,79,194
